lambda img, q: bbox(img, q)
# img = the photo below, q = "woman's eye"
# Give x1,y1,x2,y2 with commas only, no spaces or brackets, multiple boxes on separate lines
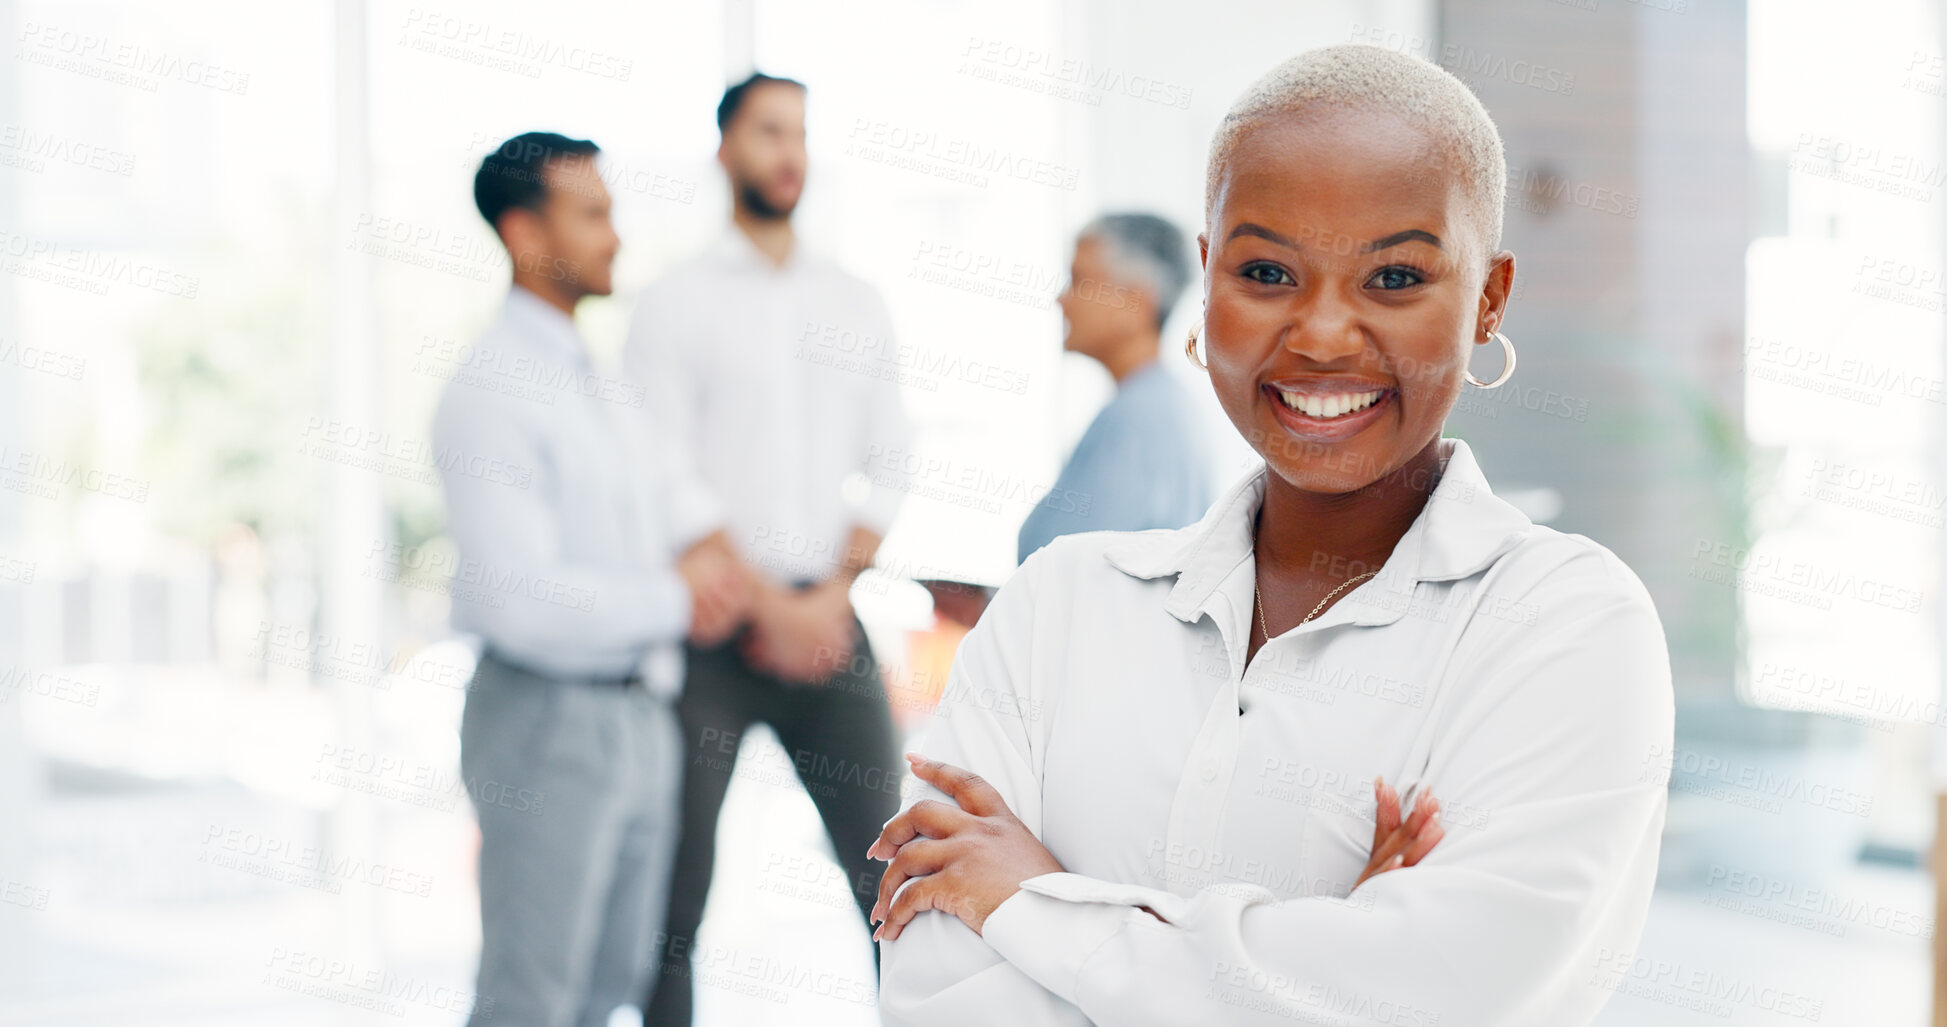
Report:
1369,266,1424,290
1243,263,1293,286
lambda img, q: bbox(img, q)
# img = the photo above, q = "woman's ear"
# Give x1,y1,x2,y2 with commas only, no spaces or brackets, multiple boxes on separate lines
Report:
1196,231,1209,270
1478,250,1516,340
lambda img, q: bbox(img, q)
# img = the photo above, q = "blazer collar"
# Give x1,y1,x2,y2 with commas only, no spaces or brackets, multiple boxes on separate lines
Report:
1101,437,1534,630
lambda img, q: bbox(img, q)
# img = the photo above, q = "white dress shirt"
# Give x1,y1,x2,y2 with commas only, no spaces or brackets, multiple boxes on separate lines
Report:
431,286,723,697
623,228,914,585
879,436,1675,1027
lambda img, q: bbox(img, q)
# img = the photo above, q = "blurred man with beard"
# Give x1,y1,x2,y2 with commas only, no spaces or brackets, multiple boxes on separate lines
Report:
624,73,914,1025
436,131,755,1027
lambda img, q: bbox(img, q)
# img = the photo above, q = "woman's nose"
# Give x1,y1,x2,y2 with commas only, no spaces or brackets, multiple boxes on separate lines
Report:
1278,303,1363,363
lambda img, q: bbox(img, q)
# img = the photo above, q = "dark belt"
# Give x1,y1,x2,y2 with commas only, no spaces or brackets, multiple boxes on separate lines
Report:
478,647,642,688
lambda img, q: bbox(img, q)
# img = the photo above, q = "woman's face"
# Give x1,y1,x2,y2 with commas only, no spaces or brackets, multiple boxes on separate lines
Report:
1199,109,1513,494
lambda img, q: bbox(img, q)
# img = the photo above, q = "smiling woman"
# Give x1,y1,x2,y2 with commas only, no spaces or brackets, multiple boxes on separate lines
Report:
870,43,1675,1027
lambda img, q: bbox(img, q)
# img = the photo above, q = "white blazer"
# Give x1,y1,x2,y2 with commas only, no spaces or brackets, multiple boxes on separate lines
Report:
879,435,1675,1027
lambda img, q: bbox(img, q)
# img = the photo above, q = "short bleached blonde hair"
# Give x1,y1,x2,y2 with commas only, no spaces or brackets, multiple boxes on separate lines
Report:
1205,44,1508,257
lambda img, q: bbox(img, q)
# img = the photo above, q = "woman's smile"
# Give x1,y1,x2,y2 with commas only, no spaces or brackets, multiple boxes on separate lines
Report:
1261,378,1398,442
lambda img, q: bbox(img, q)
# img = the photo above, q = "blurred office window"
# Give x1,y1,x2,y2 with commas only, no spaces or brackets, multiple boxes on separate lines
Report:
1742,0,1945,859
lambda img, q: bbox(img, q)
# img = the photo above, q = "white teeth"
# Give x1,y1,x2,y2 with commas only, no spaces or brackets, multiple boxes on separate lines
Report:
1277,388,1384,419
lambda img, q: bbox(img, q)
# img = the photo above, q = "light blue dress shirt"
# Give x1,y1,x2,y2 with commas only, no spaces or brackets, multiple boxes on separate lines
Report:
431,286,722,697
1015,359,1213,566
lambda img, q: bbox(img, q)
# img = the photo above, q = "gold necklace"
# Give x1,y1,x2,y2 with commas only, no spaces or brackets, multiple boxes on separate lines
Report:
1256,568,1380,640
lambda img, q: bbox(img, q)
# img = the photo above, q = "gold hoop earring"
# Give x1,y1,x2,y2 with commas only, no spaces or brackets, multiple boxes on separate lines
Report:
1465,331,1517,389
1184,325,1206,371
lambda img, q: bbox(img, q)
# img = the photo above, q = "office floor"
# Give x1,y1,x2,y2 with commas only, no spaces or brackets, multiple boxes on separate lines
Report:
0,719,1930,1026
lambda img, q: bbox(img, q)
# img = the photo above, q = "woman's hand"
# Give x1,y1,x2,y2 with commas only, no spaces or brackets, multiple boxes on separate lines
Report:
866,754,1063,942
1354,775,1444,890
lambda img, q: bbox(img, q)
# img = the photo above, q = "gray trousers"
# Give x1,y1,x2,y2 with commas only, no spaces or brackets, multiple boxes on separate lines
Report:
462,651,682,1027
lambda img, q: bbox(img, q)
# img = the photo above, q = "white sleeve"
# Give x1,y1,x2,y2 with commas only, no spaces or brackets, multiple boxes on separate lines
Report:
648,413,726,555
624,281,728,554
851,290,913,538
877,546,1093,1027
900,544,1675,1027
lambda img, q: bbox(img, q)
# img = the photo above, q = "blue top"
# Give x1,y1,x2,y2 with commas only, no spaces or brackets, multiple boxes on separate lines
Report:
1016,359,1214,566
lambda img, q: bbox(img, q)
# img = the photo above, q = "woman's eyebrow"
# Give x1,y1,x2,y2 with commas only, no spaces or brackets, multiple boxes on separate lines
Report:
1224,223,1443,253
1365,229,1442,251
1225,222,1298,248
